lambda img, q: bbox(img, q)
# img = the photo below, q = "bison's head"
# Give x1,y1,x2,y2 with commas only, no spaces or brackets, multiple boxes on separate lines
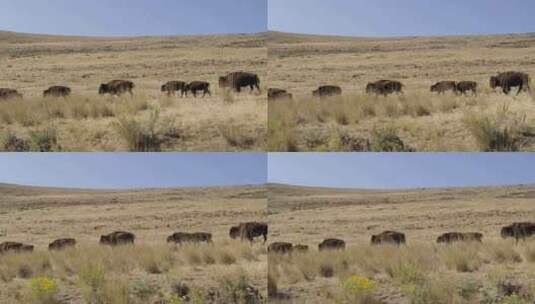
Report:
430,84,438,92
98,84,108,94
99,235,110,244
365,83,375,93
160,84,167,92
229,226,240,239
489,76,499,89
218,76,228,88
500,227,512,238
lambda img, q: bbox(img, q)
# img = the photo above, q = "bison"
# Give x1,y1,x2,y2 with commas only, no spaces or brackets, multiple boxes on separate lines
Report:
501,222,535,242
371,231,406,245
490,71,531,95
268,88,293,101
0,88,22,100
312,85,342,98
231,222,268,243
0,242,34,254
48,238,77,250
219,72,260,93
268,242,293,254
455,81,478,96
436,232,483,244
167,232,212,244
99,80,135,96
161,81,187,97
43,86,71,98
430,81,457,94
186,81,211,97
318,238,345,251
366,80,403,96
100,231,135,246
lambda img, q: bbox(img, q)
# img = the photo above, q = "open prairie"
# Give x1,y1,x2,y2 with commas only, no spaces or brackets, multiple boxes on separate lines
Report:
268,183,535,303
268,31,535,152
0,183,267,303
0,31,267,151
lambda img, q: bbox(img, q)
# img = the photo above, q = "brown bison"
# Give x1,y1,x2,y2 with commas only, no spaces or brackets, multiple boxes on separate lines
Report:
501,222,535,242
0,88,22,100
161,81,187,97
48,238,77,250
366,80,403,96
371,231,406,245
167,232,212,244
99,80,135,96
186,81,211,97
219,72,260,93
490,71,531,95
100,231,135,246
268,88,293,101
455,81,478,95
268,242,293,254
43,86,71,98
233,222,268,243
430,81,457,94
0,242,34,254
313,85,342,98
318,238,345,251
436,232,483,244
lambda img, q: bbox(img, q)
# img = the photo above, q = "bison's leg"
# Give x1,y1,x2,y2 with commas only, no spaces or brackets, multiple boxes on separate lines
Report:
255,83,260,92
263,232,267,243
517,84,523,96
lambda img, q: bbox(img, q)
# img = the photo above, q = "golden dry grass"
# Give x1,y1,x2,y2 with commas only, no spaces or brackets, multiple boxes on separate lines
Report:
0,31,267,151
267,31,535,151
268,183,535,303
0,184,267,303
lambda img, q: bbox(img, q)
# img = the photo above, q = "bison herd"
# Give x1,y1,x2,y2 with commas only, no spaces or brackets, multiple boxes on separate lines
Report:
267,222,535,255
0,72,262,101
0,221,268,255
268,71,531,101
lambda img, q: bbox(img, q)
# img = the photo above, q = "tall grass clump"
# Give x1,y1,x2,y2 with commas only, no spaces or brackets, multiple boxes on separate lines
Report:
28,276,59,304
463,104,530,151
114,109,170,152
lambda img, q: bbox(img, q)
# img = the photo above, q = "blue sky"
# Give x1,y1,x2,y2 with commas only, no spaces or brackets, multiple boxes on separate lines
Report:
0,153,266,189
269,0,535,37
0,0,267,36
269,153,535,189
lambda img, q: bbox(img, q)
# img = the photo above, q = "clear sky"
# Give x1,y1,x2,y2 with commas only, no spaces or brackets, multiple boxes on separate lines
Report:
269,153,535,189
0,0,267,36
0,153,266,189
269,0,535,37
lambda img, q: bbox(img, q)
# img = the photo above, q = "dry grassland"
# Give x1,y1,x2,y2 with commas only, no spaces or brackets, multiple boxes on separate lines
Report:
0,183,267,303
268,183,535,303
0,31,267,151
267,32,535,152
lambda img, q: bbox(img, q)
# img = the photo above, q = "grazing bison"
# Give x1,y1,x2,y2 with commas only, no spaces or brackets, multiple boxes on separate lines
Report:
100,231,135,246
0,242,34,254
268,88,293,101
366,80,403,96
43,86,71,98
48,238,77,250
455,81,478,95
0,88,22,100
312,85,342,98
219,72,260,93
436,232,483,244
371,231,406,245
99,80,135,96
167,232,212,244
235,222,268,243
501,222,535,242
161,81,187,97
186,81,211,97
430,81,457,94
268,242,293,254
318,238,345,251
490,71,531,95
